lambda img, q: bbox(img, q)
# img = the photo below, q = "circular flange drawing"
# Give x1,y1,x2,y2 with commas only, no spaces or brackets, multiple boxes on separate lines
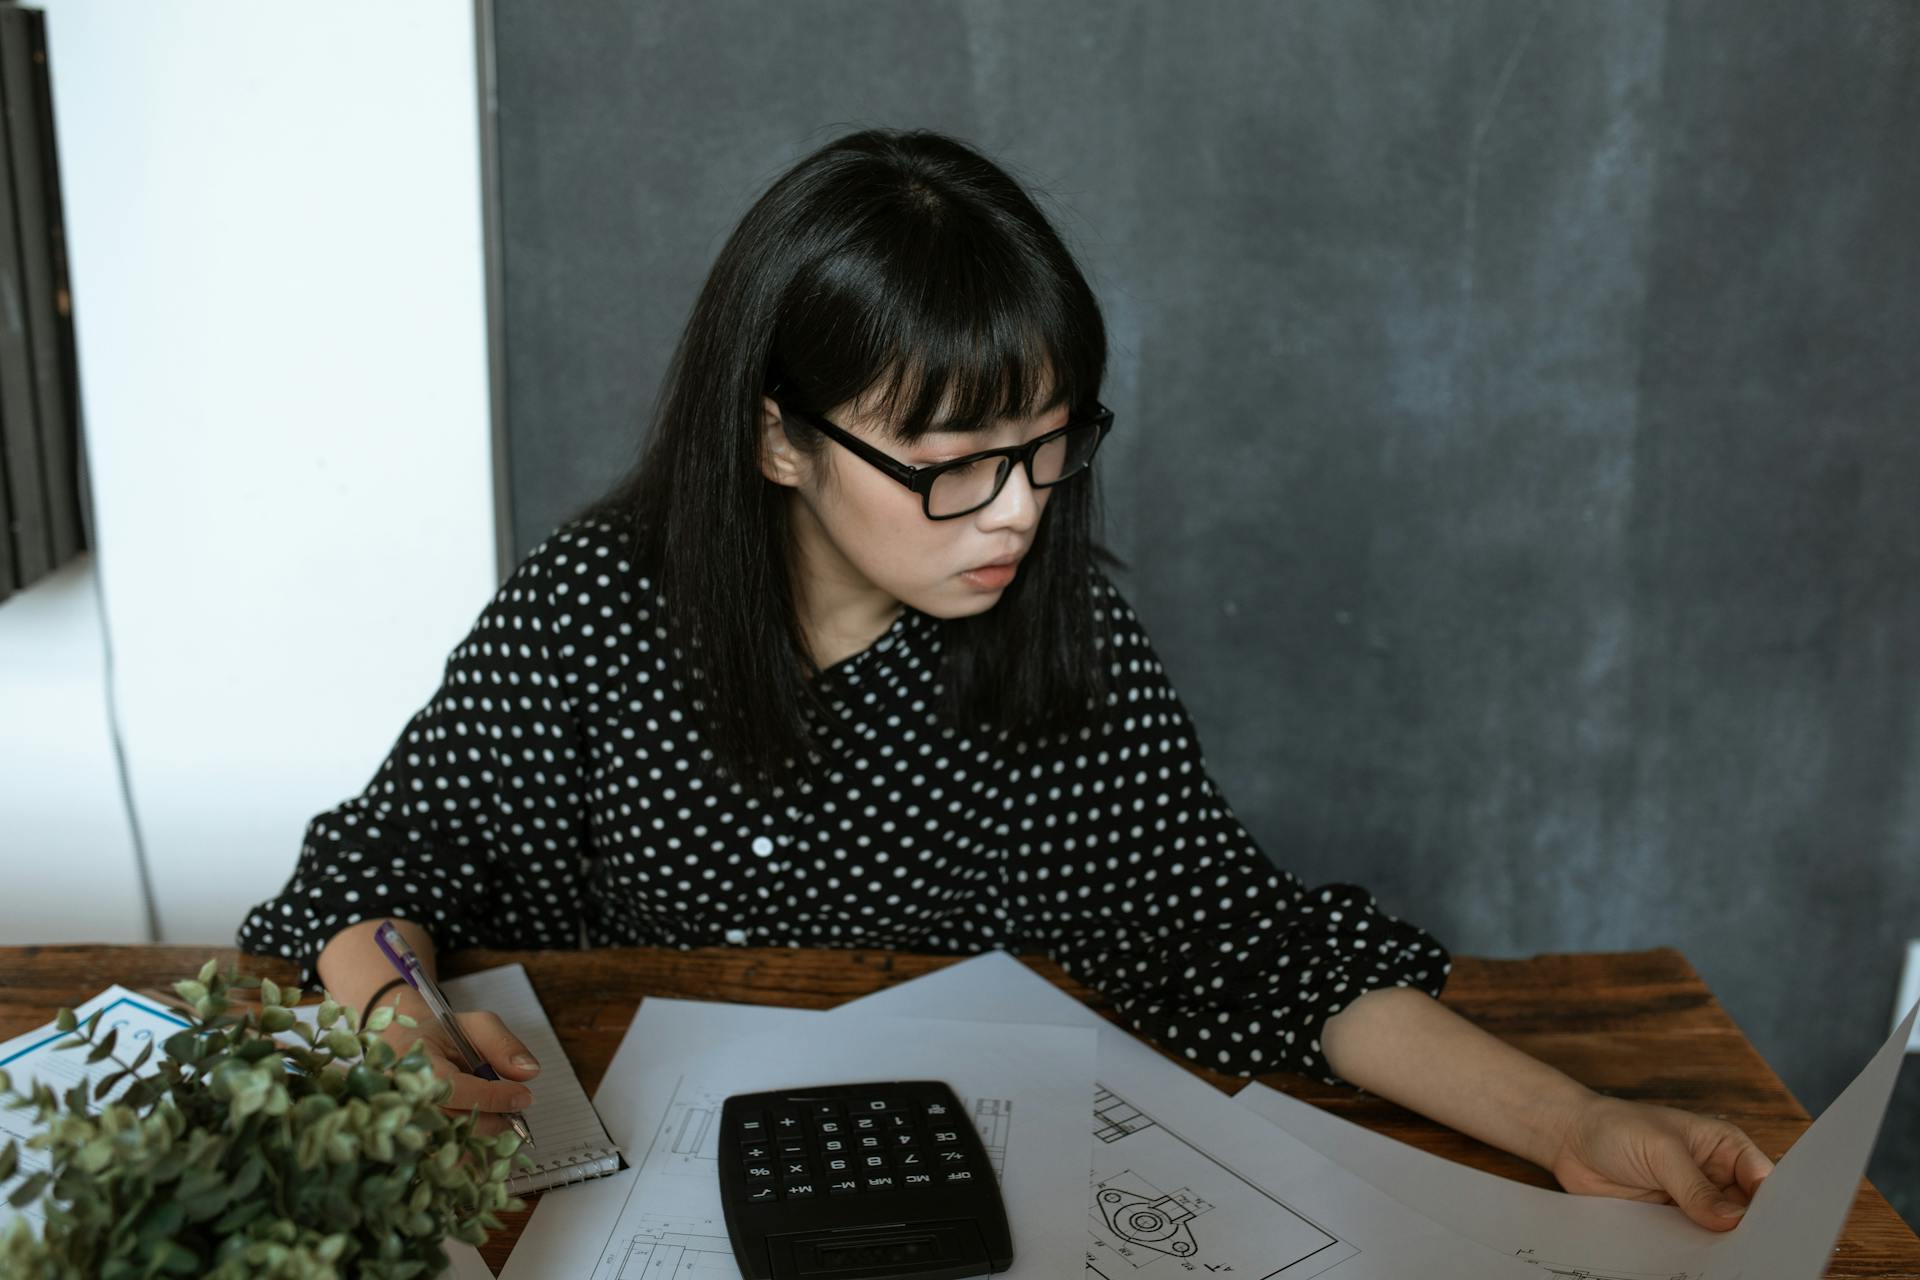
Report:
1097,1187,1198,1257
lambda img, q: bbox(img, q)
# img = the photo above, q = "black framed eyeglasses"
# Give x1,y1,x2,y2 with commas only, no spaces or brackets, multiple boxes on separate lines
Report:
772,397,1115,520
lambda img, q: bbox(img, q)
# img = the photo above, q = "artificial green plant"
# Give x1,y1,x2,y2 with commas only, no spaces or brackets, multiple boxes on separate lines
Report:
0,960,529,1279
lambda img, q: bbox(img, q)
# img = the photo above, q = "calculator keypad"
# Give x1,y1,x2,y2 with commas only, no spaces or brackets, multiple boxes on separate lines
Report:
732,1089,977,1202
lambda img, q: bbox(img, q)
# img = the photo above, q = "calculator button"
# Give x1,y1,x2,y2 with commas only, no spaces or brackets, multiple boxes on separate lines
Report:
941,1169,976,1184
903,1171,935,1188
885,1113,913,1130
808,1101,843,1119
895,1150,925,1169
814,1118,845,1136
889,1132,917,1149
782,1179,817,1199
856,1135,883,1151
936,1149,966,1166
742,1143,771,1161
819,1137,848,1154
930,1128,962,1144
860,1153,887,1171
746,1182,778,1203
777,1140,807,1158
824,1157,853,1174
737,1115,769,1140
827,1177,860,1196
856,1097,895,1115
922,1101,952,1119
771,1108,804,1135
852,1115,882,1132
863,1174,897,1192
781,1160,811,1178
744,1162,775,1180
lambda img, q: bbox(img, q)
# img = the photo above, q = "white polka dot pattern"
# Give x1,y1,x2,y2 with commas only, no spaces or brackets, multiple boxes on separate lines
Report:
237,520,1450,1084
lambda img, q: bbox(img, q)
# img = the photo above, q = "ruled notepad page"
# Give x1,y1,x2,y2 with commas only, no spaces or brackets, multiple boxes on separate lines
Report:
441,964,623,1195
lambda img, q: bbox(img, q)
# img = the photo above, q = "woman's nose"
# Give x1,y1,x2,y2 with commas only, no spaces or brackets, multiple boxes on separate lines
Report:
975,461,1040,531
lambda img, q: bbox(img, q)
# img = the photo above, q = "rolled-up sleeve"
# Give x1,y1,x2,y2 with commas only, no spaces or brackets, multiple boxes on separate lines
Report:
1009,574,1450,1084
236,524,615,990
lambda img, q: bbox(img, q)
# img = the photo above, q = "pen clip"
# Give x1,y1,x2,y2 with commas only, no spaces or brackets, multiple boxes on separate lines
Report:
373,921,422,991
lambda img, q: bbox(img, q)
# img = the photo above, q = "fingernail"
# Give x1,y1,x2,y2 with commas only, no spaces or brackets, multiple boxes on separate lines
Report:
511,1054,541,1071
509,1090,534,1109
1714,1200,1746,1219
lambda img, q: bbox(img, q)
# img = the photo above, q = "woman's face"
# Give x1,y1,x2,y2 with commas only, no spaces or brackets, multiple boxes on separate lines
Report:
759,384,1069,621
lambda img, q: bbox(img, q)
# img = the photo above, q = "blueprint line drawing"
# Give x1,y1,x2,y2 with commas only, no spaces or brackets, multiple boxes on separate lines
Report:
597,1213,739,1280
1094,1084,1155,1144
1096,1174,1210,1259
669,1103,715,1159
1084,1083,1360,1280
646,1079,730,1179
1511,1254,1701,1280
972,1096,1013,1177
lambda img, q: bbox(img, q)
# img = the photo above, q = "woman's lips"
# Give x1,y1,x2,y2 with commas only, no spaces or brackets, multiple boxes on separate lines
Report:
960,556,1021,590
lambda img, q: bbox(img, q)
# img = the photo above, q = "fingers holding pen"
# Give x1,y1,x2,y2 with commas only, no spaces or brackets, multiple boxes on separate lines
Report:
458,1009,543,1080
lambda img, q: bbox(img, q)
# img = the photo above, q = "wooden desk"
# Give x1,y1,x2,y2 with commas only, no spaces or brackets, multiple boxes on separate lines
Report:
2,945,1914,1276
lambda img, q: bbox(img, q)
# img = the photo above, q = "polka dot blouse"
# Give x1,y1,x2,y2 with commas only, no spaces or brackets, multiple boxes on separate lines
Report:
237,519,1450,1084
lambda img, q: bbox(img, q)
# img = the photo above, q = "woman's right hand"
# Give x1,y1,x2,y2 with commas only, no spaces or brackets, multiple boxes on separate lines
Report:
375,992,541,1139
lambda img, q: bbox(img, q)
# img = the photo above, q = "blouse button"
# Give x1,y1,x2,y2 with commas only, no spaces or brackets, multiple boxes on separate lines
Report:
724,927,748,944
751,837,774,857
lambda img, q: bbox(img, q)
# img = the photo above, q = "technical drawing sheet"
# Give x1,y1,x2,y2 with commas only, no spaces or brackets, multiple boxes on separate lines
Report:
1238,1082,1725,1280
841,953,1538,1280
1239,997,1920,1280
499,998,1096,1279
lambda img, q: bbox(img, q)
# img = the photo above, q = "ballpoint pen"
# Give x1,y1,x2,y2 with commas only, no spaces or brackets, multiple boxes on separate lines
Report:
373,919,535,1147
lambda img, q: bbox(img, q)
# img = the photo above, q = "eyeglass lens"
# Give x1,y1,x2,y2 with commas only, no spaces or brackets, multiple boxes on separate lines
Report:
925,422,1103,517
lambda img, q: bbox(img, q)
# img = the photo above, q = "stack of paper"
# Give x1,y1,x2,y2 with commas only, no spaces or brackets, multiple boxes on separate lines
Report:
499,953,1914,1280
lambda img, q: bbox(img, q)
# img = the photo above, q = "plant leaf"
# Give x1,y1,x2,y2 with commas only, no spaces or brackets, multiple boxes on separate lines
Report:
86,1027,121,1063
6,1170,47,1208
162,1029,203,1064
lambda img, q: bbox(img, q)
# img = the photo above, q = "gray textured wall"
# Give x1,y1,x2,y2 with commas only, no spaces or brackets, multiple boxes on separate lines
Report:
492,0,1920,1218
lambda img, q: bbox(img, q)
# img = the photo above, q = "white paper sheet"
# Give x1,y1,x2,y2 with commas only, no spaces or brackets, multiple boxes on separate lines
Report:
500,997,1098,1279
839,952,1539,1279
441,1239,498,1279
1235,999,1920,1280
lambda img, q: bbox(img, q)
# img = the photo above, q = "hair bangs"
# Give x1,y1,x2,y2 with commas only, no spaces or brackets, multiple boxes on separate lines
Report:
862,278,1094,445
775,195,1101,442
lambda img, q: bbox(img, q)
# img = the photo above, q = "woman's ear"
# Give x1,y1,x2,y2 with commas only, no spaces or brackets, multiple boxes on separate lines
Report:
759,395,805,488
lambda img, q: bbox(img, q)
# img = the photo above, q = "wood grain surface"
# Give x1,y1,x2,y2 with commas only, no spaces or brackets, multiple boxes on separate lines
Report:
1,944,1913,1276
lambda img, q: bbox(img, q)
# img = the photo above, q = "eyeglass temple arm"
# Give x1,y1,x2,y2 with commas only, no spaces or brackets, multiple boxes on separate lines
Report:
779,404,929,489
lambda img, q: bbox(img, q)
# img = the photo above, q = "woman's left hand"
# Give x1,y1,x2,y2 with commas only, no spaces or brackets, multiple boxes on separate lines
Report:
1548,1094,1776,1231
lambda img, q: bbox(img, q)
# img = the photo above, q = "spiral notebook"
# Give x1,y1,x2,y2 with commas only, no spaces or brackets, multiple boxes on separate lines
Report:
439,963,625,1195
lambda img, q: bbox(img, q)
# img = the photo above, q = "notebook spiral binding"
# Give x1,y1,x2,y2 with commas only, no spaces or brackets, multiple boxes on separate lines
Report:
506,1145,624,1195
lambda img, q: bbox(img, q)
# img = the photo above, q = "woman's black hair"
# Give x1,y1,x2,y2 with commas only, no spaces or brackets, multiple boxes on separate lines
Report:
576,127,1116,788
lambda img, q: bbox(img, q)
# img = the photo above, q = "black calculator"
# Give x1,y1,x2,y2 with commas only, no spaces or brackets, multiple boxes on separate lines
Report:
717,1080,1013,1279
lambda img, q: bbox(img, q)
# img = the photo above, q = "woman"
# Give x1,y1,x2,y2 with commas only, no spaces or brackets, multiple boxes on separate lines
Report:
238,127,1771,1230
